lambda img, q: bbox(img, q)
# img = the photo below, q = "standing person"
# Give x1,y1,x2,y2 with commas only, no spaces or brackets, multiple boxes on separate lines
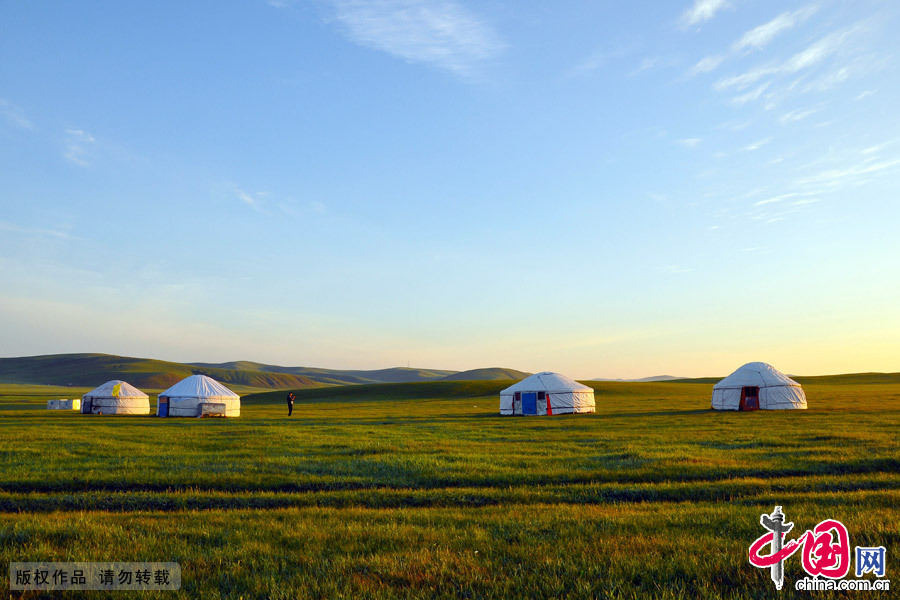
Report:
286,391,295,416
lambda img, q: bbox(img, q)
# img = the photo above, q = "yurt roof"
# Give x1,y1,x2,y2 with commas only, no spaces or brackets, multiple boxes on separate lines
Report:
159,374,239,399
83,380,149,400
501,372,592,394
713,362,801,390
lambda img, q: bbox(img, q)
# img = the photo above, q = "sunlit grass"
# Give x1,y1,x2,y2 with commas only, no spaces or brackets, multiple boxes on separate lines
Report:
1,380,898,598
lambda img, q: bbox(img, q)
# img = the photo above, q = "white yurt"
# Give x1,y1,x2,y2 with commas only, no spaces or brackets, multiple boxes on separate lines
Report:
81,380,151,415
711,362,807,411
500,372,595,416
157,374,240,417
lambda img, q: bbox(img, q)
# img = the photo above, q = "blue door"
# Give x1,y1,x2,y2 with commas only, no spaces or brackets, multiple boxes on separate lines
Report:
522,392,538,415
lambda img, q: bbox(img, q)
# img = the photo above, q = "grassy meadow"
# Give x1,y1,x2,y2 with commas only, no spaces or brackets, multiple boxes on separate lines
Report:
1,379,898,598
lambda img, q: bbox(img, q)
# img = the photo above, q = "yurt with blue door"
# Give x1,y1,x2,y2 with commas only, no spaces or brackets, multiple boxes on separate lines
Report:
711,362,806,411
500,372,595,416
156,374,240,417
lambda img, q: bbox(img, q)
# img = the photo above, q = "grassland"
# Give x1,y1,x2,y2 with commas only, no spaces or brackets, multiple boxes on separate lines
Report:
1,380,898,598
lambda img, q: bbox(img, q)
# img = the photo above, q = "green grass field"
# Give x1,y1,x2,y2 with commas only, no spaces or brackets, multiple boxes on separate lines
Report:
1,380,898,598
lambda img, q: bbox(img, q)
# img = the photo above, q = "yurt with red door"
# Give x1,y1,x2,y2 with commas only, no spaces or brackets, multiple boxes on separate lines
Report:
711,362,806,410
500,372,595,416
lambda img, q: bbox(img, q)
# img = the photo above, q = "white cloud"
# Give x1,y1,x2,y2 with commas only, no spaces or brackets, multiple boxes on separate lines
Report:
278,200,327,218
237,190,259,208
687,6,818,80
804,67,851,92
730,81,770,105
0,98,33,130
742,138,771,151
800,157,900,188
681,0,729,27
630,56,661,76
733,6,819,52
855,89,875,100
862,142,890,155
566,42,638,78
676,138,701,148
231,186,268,212
715,66,776,92
713,24,863,107
754,192,801,207
63,128,96,166
0,221,76,241
331,0,504,77
784,27,855,72
689,55,725,76
780,107,819,123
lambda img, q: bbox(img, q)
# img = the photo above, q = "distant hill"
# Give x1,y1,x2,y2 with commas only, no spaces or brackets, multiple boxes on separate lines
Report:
189,361,458,385
665,372,900,385
592,375,684,382
3,354,896,390
0,353,510,389
0,354,319,390
441,368,531,381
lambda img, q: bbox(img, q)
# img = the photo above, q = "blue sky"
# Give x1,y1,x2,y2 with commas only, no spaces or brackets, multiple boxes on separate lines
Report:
1,0,898,378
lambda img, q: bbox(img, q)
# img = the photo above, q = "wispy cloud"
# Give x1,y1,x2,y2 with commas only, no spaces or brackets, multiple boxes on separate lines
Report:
797,156,900,189
0,98,34,130
0,221,77,240
64,128,96,166
681,0,729,28
565,41,639,78
733,6,819,52
784,27,853,72
630,56,660,76
742,138,771,151
688,54,725,76
676,137,701,148
231,185,267,212
686,6,818,78
730,81,770,105
714,24,864,107
277,199,327,218
754,192,807,207
330,0,504,78
780,107,819,124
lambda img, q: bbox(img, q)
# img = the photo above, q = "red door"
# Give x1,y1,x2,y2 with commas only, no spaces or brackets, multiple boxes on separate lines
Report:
740,387,759,411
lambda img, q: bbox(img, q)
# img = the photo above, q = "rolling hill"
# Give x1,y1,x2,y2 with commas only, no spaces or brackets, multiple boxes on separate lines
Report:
189,361,459,385
0,354,532,390
666,372,900,385
441,368,531,381
592,375,684,382
0,354,319,390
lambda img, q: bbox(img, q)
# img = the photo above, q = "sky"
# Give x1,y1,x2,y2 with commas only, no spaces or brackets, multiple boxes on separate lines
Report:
1,0,899,379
